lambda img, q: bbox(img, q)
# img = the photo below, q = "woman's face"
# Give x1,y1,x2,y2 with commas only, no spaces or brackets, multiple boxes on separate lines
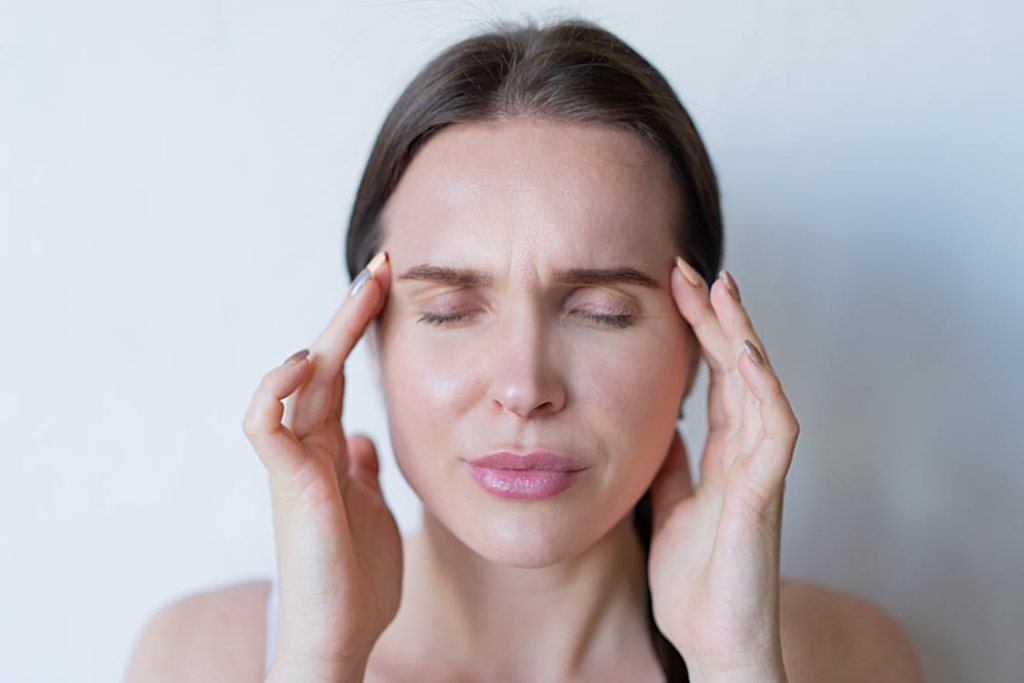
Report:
373,116,694,567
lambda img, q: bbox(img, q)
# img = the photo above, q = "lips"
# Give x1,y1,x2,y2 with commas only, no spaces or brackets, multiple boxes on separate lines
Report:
468,451,586,472
465,450,587,500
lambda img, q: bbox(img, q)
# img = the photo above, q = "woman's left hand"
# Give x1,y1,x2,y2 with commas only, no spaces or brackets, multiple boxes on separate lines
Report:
647,257,800,682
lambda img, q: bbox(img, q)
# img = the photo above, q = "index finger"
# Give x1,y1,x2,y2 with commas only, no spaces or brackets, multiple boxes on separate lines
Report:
671,255,732,373
288,250,391,438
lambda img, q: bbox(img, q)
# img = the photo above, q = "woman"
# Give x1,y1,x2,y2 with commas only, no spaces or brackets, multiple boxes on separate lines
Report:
124,16,923,683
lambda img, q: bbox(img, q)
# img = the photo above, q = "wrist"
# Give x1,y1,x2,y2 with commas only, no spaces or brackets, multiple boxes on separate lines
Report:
690,669,787,683
686,653,787,683
265,652,368,683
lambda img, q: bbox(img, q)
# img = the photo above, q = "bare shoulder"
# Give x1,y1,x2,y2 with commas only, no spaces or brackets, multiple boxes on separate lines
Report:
122,578,272,683
778,577,924,683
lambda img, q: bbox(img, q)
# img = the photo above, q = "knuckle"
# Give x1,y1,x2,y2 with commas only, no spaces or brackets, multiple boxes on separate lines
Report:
241,415,261,439
242,406,270,439
781,416,800,442
241,372,280,439
692,315,714,336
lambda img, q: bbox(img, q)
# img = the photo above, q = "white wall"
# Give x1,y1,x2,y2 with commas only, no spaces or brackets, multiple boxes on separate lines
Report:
1,1,1020,681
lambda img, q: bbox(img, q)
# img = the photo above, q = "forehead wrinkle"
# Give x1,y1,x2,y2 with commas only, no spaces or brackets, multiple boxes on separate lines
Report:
380,120,682,293
395,263,661,290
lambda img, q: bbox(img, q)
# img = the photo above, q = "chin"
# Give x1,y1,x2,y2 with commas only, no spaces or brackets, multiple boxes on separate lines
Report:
406,458,643,568
453,503,609,568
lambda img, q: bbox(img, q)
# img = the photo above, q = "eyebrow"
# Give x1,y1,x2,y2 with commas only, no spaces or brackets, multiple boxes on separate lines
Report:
396,264,660,289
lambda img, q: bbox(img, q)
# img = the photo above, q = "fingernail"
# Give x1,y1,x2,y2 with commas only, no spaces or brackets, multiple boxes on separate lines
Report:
283,348,309,366
675,256,706,289
349,268,371,298
743,339,764,366
349,250,388,298
367,249,387,274
719,269,741,302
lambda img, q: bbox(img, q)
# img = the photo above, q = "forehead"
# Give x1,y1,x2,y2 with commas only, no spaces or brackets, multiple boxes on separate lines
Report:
379,117,681,268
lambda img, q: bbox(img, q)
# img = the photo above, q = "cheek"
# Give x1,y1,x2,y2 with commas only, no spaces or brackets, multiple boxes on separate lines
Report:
571,325,688,496
573,327,687,422
381,335,477,415
377,330,482,474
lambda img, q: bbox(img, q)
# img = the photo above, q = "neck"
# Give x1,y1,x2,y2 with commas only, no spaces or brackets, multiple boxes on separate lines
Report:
382,508,657,682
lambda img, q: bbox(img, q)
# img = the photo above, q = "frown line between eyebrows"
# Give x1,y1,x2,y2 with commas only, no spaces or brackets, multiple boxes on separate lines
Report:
396,264,661,289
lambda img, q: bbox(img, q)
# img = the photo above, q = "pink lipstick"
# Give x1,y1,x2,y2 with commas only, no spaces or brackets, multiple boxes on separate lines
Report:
466,451,586,500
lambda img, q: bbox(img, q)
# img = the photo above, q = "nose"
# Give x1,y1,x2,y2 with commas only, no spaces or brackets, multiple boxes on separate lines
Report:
486,306,567,420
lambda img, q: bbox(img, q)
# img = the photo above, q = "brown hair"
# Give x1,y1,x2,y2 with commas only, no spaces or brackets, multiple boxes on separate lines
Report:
345,15,723,682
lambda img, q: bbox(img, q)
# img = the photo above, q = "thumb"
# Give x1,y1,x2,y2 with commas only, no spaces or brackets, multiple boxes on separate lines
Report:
649,429,693,534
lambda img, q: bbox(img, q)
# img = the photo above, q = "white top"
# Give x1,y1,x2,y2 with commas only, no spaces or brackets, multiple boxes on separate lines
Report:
264,578,278,675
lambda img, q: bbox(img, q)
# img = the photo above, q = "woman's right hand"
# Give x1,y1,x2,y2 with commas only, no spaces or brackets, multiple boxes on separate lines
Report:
242,250,400,683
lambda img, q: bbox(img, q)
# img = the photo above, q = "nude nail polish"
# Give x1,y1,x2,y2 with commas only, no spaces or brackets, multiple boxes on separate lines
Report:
283,348,309,366
348,250,387,298
720,269,741,302
743,340,764,366
366,250,387,274
348,268,371,298
675,256,705,289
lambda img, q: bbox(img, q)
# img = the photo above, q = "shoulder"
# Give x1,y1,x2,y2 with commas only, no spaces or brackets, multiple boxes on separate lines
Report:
122,578,272,683
778,578,923,683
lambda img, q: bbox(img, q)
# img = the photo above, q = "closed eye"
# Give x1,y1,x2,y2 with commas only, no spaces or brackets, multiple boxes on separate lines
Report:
416,310,636,329
417,310,476,326
576,311,635,328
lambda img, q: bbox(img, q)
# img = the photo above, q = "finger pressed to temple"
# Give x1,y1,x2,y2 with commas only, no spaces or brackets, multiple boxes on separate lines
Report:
670,261,733,373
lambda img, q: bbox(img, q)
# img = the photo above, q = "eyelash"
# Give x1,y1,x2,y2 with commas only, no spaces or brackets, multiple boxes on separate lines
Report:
416,310,636,329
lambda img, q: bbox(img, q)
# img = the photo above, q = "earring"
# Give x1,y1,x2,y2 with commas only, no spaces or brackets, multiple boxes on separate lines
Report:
677,398,686,421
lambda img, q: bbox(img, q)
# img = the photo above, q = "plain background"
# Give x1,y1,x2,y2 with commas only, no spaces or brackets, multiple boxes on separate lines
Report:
1,1,1021,681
